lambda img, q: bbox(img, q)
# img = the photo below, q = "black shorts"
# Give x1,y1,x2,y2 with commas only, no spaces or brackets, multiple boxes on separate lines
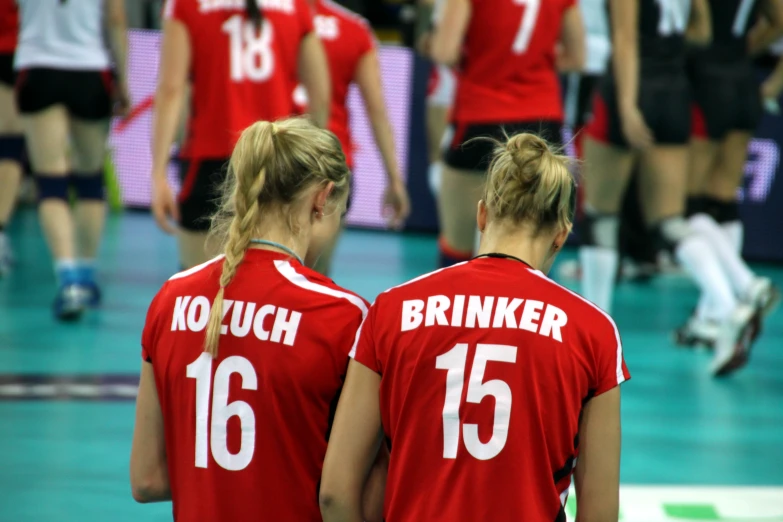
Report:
0,53,14,87
443,120,563,171
564,73,602,130
178,158,229,232
587,72,691,147
689,60,762,140
15,68,114,120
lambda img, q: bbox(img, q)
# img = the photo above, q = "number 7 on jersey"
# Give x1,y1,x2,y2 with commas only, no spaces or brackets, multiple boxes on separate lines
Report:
436,343,518,461
512,0,541,54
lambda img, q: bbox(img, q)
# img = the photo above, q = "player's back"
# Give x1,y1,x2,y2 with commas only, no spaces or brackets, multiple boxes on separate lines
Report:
697,0,761,62
142,250,367,521
315,0,375,167
357,257,627,522
454,0,573,123
635,0,691,74
167,0,313,159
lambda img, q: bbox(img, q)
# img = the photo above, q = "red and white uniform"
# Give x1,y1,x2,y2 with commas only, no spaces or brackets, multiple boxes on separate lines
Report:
453,0,574,123
351,257,629,522
142,250,368,522
313,0,375,168
0,0,18,54
164,0,314,159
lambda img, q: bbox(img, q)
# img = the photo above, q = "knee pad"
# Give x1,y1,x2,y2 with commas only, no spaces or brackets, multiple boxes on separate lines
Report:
0,136,25,162
702,196,739,224
578,209,619,250
70,172,105,201
428,162,442,196
35,175,70,201
652,216,693,252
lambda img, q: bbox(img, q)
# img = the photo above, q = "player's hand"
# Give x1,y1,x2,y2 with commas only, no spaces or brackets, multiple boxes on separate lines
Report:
416,31,432,57
761,79,783,114
382,177,411,230
113,81,131,119
620,106,654,150
151,175,180,235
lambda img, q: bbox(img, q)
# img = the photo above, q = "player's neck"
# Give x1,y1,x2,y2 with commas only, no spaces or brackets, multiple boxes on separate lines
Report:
477,225,554,271
247,221,308,264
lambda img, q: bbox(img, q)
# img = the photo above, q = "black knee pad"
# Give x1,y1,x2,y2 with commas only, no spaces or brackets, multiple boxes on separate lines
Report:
0,136,25,162
35,175,70,201
686,196,706,218
70,172,105,201
577,210,619,249
702,196,739,223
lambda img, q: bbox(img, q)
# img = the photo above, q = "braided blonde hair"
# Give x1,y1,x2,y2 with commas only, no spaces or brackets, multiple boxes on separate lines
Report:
480,132,575,232
203,117,351,357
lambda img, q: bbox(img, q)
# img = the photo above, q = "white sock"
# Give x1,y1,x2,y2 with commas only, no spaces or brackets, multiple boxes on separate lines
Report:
579,246,618,313
721,220,743,254
676,235,737,320
428,161,442,196
689,214,753,296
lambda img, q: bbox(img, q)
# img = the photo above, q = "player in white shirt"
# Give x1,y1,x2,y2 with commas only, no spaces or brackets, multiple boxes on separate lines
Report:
14,0,129,320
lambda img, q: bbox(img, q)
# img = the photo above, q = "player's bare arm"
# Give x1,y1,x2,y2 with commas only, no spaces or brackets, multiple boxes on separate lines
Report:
557,4,586,72
299,32,331,128
150,18,191,233
611,0,653,149
748,0,783,54
573,387,621,522
685,0,712,45
130,362,171,503
320,360,384,522
430,0,470,66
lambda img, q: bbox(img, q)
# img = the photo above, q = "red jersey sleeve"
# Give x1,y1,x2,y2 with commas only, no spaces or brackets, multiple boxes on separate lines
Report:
349,301,380,374
295,0,315,37
591,315,630,396
356,18,375,57
140,283,171,363
162,0,192,25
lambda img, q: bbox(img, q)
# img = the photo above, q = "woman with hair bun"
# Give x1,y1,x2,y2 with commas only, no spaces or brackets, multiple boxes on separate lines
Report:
320,132,629,522
131,118,384,522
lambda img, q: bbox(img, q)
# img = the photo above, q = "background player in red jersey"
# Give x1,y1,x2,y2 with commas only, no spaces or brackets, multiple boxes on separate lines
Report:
580,0,777,375
320,132,629,522
676,0,783,346
305,0,410,275
131,118,384,521
0,0,21,276
151,0,330,269
429,0,584,268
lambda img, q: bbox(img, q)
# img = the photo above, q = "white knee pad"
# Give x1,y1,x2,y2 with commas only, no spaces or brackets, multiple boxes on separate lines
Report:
428,161,442,196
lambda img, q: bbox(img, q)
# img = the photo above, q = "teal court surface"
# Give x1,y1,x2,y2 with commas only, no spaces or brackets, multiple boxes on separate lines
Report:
0,209,781,521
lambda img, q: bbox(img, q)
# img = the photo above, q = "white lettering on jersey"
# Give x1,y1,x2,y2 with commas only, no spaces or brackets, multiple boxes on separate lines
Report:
315,15,339,40
172,296,302,345
198,0,294,15
400,295,568,342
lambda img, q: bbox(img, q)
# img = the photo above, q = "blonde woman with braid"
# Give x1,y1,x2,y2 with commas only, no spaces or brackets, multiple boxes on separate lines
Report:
130,118,383,522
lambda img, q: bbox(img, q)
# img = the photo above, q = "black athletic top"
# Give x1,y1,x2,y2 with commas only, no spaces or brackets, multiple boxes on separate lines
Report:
697,0,762,63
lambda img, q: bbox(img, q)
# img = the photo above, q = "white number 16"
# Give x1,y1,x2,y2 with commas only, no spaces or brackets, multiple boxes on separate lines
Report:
512,0,541,54
435,343,518,461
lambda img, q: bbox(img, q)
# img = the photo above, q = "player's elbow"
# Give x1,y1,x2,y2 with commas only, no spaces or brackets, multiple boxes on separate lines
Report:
130,478,167,503
430,39,459,67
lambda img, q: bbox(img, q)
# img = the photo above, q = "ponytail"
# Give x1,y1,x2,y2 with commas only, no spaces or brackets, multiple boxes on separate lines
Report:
245,0,263,29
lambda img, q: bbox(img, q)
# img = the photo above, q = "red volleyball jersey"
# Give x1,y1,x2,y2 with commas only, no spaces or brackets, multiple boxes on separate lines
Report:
453,0,575,124
141,250,368,522
0,0,18,54
164,0,313,159
351,257,629,522
315,0,375,168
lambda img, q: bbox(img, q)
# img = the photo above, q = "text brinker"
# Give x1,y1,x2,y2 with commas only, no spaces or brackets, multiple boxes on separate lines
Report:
170,296,302,346
401,295,568,342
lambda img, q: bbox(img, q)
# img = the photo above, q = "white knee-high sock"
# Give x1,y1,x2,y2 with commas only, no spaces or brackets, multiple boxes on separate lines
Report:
580,246,618,313
721,220,744,254
689,214,753,297
676,235,737,320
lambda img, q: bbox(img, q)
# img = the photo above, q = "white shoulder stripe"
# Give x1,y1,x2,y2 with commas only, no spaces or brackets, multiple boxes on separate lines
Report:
168,255,225,281
528,269,626,386
274,260,368,318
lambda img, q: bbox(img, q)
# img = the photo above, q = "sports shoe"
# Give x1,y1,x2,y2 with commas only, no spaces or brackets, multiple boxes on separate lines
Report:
81,280,102,308
710,303,757,377
53,284,87,321
743,277,781,319
673,313,718,349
